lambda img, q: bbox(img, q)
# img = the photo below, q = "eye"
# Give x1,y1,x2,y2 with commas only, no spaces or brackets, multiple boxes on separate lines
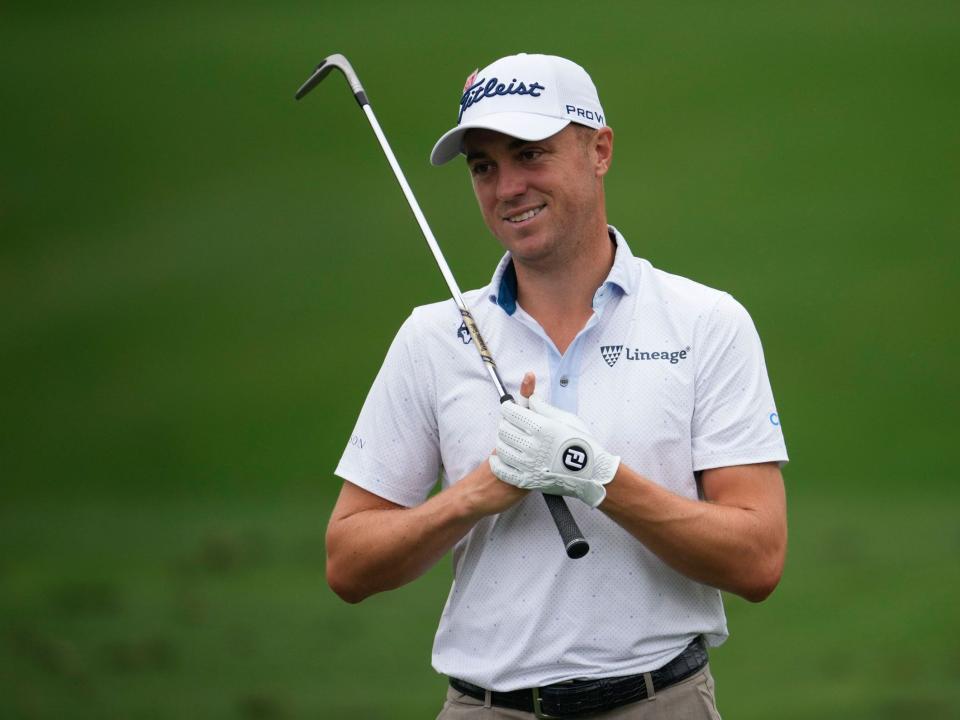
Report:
470,161,493,177
519,148,543,162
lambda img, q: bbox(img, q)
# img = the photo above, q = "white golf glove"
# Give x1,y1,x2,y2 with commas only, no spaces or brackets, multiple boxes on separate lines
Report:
490,395,620,508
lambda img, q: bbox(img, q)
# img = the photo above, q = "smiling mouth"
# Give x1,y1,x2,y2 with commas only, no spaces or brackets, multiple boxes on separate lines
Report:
504,205,545,224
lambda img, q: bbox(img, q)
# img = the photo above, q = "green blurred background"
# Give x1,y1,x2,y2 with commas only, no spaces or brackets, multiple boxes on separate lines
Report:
2,1,958,717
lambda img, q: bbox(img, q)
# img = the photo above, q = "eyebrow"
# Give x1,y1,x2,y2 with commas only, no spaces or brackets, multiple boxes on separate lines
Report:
465,138,532,162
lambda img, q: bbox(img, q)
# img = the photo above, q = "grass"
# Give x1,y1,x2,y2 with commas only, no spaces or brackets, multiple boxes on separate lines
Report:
2,485,958,719
1,1,958,717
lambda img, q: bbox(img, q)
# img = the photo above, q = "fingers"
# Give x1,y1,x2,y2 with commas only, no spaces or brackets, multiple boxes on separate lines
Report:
527,394,557,417
497,417,537,454
501,399,547,435
520,371,536,399
489,455,525,488
494,442,528,471
528,395,590,432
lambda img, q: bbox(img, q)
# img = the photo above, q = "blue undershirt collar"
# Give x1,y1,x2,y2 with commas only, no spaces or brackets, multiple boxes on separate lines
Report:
487,225,638,316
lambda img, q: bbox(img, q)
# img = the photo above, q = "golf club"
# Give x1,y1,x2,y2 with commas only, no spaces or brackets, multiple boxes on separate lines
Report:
296,53,589,559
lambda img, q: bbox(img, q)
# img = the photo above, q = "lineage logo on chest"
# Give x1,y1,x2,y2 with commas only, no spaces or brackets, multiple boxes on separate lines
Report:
600,345,691,367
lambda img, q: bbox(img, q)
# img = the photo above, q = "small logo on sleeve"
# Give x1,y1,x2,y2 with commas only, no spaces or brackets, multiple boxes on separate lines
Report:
769,413,780,427
457,321,472,344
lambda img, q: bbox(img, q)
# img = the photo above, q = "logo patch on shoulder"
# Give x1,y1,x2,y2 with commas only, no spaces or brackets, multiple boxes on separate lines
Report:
457,321,472,344
600,345,623,367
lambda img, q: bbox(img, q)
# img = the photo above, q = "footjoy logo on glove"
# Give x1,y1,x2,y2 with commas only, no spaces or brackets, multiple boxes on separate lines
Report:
562,446,588,471
601,345,690,366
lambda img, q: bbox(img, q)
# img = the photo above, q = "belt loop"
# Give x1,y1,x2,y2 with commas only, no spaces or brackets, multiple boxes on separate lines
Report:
484,689,492,709
643,672,656,700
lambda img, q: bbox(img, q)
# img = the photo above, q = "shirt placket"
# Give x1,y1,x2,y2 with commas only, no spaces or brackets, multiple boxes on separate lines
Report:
510,283,616,415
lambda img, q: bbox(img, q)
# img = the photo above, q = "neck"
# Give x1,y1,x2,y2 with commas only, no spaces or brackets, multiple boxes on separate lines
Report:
514,221,616,354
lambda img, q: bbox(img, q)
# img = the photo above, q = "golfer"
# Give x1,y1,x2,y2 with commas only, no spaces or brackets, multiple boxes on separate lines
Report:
330,53,788,719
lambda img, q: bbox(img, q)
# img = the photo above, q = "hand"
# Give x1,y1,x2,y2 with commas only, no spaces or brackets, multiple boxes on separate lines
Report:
460,457,529,519
490,375,620,507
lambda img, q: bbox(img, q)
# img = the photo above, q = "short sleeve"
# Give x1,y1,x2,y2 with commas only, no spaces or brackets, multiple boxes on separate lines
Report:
334,313,441,506
691,293,788,471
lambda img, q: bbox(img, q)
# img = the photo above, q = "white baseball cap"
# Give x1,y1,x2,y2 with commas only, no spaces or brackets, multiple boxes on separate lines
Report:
430,53,606,165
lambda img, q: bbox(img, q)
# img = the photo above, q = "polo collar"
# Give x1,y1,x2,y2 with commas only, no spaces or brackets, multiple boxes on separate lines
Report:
487,225,639,316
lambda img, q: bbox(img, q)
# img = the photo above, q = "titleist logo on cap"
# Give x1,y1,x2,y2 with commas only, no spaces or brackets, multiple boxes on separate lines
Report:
458,77,547,122
430,54,606,165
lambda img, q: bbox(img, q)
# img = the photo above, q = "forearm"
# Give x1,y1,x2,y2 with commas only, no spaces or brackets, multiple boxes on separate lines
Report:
600,463,786,602
326,461,525,603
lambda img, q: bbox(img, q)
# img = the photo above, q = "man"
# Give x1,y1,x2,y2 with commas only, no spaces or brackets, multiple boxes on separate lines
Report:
329,53,787,719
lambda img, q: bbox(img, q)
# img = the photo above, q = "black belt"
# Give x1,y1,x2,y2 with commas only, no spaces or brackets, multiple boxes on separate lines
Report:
449,637,708,719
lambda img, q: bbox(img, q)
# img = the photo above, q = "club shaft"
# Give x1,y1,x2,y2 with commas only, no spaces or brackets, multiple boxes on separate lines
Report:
362,106,459,297
359,105,512,397
301,55,589,559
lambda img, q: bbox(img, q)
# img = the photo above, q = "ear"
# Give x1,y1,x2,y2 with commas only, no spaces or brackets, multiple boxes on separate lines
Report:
593,127,614,177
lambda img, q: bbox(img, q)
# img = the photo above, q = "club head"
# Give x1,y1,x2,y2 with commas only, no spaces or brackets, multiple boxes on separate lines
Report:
294,53,365,103
294,61,335,100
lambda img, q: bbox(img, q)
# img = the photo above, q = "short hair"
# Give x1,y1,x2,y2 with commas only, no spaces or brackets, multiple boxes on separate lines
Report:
571,123,598,153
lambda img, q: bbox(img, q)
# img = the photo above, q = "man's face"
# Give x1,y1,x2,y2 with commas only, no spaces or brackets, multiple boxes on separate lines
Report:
463,125,612,266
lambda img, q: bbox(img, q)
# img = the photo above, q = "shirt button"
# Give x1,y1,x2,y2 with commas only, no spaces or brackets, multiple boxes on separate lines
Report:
559,376,569,387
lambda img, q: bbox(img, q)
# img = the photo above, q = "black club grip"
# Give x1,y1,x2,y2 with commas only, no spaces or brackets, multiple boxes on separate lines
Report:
499,394,589,559
543,493,590,559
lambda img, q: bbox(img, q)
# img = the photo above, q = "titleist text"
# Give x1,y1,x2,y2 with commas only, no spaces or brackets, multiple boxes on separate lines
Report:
459,77,546,122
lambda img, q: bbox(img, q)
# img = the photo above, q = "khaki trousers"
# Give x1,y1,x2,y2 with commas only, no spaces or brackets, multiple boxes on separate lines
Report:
436,666,721,720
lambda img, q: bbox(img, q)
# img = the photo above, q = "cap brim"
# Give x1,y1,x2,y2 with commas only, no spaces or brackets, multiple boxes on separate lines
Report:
430,113,571,166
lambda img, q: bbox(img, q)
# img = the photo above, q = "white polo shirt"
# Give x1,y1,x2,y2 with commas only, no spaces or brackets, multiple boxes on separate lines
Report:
335,226,788,691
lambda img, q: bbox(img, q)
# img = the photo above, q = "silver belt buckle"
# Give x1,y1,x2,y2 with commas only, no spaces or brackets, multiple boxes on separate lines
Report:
532,687,559,719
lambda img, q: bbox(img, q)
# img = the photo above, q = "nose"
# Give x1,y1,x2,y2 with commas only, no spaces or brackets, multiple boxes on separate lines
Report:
495,163,527,201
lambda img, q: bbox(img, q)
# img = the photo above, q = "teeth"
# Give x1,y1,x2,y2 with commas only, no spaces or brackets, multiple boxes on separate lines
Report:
507,206,543,223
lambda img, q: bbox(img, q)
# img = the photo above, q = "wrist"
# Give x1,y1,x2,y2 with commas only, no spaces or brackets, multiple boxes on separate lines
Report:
596,452,621,486
450,472,488,524
453,458,521,522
